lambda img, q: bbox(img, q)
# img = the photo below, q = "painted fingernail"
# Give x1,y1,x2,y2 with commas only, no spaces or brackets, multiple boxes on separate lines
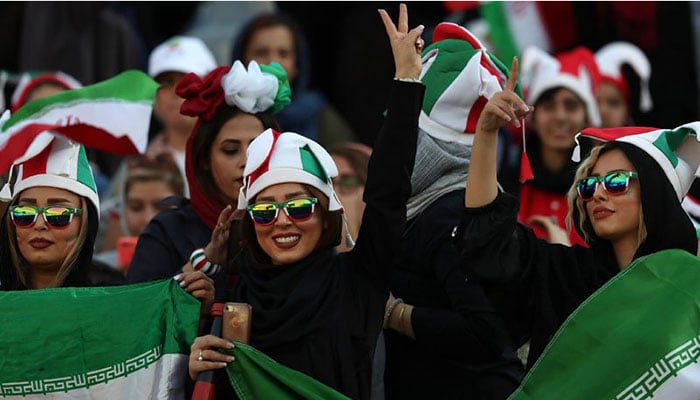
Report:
418,24,425,31
227,356,235,362
504,115,511,122
179,280,187,287
227,342,235,348
220,362,228,367
173,274,180,281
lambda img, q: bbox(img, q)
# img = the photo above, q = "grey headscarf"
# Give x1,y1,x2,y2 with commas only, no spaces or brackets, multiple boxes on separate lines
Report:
406,128,471,220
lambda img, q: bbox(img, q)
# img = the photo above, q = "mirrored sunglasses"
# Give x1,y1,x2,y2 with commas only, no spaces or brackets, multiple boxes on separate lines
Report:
10,205,82,229
247,197,318,226
576,170,639,202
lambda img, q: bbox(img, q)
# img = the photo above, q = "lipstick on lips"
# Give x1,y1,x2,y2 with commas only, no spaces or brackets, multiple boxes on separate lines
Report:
592,206,614,220
29,237,53,249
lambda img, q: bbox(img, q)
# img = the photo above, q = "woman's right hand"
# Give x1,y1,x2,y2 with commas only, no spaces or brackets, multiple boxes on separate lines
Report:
476,57,531,134
379,3,424,81
189,334,236,380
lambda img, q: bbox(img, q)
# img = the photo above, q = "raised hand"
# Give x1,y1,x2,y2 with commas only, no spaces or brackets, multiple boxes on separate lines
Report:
477,57,532,133
378,3,424,80
205,205,236,265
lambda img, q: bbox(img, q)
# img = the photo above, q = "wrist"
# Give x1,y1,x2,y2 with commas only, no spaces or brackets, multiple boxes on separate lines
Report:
394,77,421,83
383,298,403,329
189,248,221,277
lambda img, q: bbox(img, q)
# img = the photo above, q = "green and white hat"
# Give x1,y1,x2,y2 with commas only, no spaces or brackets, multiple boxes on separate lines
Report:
418,22,521,145
237,128,342,212
575,122,700,201
1,136,99,212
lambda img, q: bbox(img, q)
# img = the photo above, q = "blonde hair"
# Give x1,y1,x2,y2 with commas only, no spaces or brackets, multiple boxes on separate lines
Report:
566,143,647,245
7,196,89,288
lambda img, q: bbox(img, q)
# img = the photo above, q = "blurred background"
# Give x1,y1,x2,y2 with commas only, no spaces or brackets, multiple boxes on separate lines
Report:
0,1,696,147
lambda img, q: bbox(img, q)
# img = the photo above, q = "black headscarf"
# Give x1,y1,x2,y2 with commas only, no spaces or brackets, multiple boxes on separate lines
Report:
576,142,698,260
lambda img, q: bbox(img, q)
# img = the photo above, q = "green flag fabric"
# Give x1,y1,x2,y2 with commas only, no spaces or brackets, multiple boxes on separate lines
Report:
0,279,200,398
225,341,350,400
509,249,700,400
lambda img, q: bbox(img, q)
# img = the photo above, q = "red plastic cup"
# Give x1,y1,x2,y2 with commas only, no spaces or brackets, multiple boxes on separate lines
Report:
117,236,139,274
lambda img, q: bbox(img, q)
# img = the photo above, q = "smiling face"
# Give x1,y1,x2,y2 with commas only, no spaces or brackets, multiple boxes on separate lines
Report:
209,113,265,204
584,149,641,243
251,182,324,265
13,186,83,275
533,88,588,152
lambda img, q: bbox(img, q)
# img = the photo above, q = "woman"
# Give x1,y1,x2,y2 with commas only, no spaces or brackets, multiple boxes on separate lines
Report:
0,138,121,289
510,46,601,246
95,154,184,271
328,142,371,253
595,41,653,129
230,12,356,148
188,5,424,399
126,58,291,302
457,58,698,370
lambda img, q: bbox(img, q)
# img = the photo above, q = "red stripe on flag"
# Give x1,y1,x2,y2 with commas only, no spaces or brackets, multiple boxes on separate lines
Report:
0,123,54,174
466,95,488,134
480,52,506,86
21,140,52,178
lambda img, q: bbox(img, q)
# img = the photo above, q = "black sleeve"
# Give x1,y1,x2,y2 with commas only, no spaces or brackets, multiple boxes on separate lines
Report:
347,81,424,287
453,191,618,363
127,217,184,283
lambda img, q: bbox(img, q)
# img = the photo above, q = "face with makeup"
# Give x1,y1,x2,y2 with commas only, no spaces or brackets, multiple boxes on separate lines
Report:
13,186,83,273
584,149,641,243
252,182,324,265
209,113,265,204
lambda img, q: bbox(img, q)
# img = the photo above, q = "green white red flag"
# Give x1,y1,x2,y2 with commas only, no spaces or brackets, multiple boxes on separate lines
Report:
509,249,700,400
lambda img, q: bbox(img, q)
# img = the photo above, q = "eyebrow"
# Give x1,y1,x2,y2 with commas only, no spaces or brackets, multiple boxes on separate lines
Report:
257,191,310,202
18,197,77,205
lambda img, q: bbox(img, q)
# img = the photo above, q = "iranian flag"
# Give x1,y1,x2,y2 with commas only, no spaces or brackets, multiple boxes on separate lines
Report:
509,249,700,400
0,69,158,174
0,279,200,399
223,342,350,400
479,1,578,62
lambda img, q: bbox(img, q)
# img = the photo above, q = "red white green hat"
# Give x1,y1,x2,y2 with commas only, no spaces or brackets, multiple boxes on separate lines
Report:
573,122,700,201
521,45,602,126
1,136,99,212
595,41,653,112
237,128,342,212
418,22,521,145
10,71,82,112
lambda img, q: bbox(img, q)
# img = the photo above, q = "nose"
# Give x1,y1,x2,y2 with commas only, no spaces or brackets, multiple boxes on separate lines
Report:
274,208,292,227
33,213,49,230
592,181,607,201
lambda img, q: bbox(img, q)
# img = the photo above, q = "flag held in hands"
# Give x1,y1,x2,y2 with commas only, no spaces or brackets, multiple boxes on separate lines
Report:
0,279,200,399
509,249,700,400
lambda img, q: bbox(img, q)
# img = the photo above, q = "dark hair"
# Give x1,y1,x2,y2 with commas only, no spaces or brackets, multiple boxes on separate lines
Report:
532,87,589,124
240,185,342,265
191,107,279,205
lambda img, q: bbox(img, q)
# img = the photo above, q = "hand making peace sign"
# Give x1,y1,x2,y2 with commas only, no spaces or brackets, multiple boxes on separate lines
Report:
476,57,533,132
378,3,424,81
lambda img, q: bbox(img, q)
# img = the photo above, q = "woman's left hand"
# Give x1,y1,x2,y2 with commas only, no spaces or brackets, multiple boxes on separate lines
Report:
175,271,215,312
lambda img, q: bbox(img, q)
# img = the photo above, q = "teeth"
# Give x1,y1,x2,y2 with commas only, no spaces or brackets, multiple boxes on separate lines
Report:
275,235,300,244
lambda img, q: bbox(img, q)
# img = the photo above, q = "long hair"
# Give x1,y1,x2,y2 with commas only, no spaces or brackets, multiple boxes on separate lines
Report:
566,141,697,258
3,196,97,289
240,185,342,265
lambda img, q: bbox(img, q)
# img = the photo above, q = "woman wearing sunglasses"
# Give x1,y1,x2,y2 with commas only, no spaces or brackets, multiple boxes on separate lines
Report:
126,56,292,304
455,59,699,370
187,5,424,399
0,138,125,290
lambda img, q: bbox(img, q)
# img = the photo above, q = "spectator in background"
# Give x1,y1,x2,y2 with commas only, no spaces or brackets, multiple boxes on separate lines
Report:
10,71,82,112
595,41,653,128
230,13,357,148
328,142,371,253
94,154,184,272
508,46,602,246
146,35,218,195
